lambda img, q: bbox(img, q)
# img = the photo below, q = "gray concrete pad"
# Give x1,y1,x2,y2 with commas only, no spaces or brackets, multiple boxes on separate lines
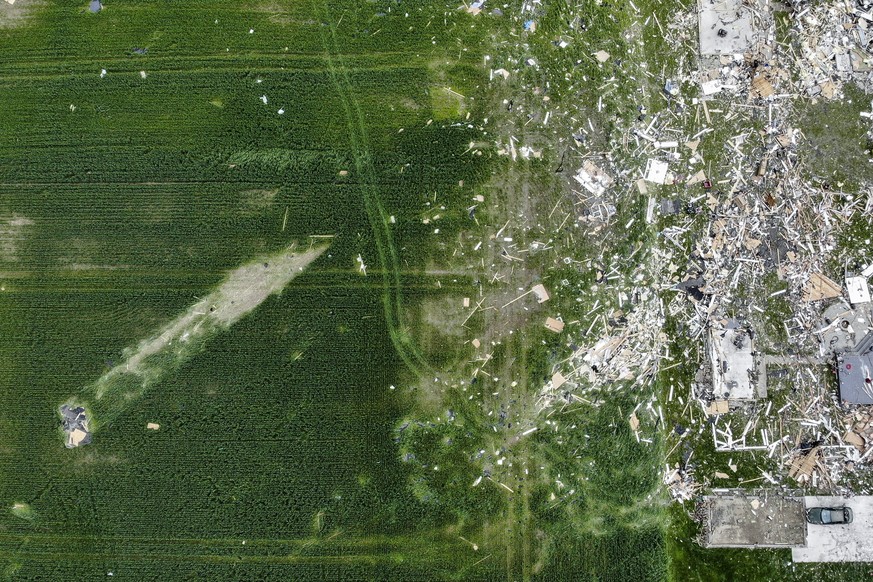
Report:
704,495,806,547
793,496,873,562
710,326,757,400
699,0,759,56
821,301,871,356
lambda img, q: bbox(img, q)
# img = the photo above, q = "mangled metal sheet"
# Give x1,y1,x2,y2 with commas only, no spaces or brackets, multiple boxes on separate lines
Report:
838,353,873,404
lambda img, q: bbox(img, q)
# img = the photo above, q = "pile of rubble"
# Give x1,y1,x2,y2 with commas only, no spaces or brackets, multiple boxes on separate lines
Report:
842,406,873,461
665,464,701,501
59,404,91,448
536,253,668,415
791,0,873,98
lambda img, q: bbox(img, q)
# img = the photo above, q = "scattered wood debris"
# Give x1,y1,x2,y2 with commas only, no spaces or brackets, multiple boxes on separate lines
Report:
789,446,821,483
802,273,842,302
706,400,730,415
531,284,550,303
665,465,699,501
544,317,565,333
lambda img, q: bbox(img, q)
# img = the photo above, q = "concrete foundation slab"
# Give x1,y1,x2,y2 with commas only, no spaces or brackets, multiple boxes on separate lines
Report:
710,325,757,400
699,0,759,56
704,495,806,547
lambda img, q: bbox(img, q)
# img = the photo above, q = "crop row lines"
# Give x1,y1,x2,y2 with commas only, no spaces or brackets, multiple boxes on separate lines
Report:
0,63,420,84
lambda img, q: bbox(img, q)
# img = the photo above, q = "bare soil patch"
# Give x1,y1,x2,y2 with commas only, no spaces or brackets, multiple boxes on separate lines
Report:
0,0,40,29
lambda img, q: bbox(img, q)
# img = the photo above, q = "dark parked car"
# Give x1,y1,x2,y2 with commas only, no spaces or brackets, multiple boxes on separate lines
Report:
806,507,853,525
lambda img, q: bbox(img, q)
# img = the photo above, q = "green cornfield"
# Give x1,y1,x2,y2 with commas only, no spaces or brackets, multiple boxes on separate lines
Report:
0,1,496,578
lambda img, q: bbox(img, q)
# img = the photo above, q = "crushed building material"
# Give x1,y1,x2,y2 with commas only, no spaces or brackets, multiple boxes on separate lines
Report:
789,446,822,482
665,466,699,501
802,273,842,302
59,404,91,448
573,160,613,196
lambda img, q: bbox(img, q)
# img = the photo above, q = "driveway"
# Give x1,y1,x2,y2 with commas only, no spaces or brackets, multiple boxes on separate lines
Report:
792,496,873,562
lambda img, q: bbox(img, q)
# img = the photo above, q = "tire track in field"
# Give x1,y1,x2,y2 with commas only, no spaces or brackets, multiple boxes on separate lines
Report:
0,180,410,187
313,2,432,380
5,280,473,294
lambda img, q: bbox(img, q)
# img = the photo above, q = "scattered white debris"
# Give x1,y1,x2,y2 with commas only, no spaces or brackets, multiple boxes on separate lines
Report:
573,160,614,196
700,79,722,95
644,159,670,184
847,276,871,305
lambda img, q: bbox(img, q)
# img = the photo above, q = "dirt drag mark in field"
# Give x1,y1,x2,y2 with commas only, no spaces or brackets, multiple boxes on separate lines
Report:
0,214,33,263
66,242,329,438
0,0,41,29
